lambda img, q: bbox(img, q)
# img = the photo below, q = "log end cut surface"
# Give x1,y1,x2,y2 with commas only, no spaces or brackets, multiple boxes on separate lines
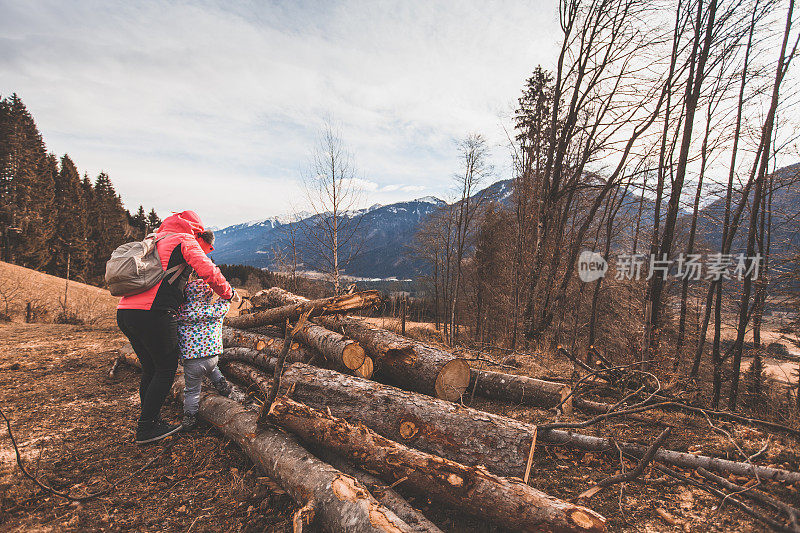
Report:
354,356,374,379
435,359,471,401
343,343,367,371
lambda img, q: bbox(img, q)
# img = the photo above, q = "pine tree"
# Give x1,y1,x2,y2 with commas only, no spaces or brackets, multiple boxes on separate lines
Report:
147,208,162,230
0,94,54,266
131,205,147,237
50,155,90,280
89,172,127,279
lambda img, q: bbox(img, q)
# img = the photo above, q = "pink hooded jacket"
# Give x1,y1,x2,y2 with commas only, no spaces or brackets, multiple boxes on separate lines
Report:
117,211,233,310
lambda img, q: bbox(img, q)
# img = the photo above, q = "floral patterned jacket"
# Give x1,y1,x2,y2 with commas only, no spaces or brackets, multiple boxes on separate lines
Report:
176,280,230,360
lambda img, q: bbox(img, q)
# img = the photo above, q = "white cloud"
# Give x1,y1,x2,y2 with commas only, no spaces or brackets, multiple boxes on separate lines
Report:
0,0,560,226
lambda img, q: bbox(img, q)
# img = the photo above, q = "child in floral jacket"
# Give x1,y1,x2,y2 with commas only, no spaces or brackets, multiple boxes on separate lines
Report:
176,278,234,430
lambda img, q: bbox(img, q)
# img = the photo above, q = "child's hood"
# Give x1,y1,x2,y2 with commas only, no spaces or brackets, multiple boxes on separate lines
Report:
184,280,214,303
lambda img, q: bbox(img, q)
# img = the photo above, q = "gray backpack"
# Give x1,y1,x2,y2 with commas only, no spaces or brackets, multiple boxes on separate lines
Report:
105,233,186,296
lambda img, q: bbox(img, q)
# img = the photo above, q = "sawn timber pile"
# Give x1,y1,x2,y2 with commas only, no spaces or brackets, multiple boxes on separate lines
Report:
110,285,800,532
245,287,471,401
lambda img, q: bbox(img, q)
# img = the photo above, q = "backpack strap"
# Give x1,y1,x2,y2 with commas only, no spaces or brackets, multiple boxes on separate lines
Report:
151,232,189,283
164,264,187,284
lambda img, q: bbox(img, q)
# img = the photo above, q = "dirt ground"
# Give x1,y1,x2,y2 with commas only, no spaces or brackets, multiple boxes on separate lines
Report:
2,261,799,531
3,320,799,532
0,322,296,532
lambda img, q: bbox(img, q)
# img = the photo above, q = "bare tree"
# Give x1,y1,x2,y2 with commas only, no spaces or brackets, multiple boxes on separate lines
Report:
522,0,672,342
301,122,364,295
448,134,490,343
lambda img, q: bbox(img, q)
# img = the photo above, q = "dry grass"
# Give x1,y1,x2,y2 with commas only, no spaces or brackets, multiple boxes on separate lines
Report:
0,261,119,327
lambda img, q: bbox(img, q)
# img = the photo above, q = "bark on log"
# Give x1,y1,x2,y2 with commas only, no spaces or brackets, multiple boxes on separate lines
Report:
223,326,372,379
251,286,304,308
317,316,470,401
575,395,800,439
225,290,382,329
218,354,800,484
294,322,366,371
268,397,607,533
318,451,445,533
170,376,416,533
215,360,442,532
470,370,572,411
222,327,314,363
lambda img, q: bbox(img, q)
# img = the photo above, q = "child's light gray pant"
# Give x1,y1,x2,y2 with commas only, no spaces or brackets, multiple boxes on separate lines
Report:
183,356,224,415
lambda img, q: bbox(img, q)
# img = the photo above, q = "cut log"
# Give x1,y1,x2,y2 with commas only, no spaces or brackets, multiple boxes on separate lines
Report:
317,450,445,533
354,356,374,379
218,354,800,484
251,286,304,308
319,316,470,401
205,360,441,532
222,326,314,364
251,287,432,392
223,327,372,379
225,290,382,329
170,376,416,533
294,322,366,371
470,370,572,411
221,347,281,374
268,397,607,533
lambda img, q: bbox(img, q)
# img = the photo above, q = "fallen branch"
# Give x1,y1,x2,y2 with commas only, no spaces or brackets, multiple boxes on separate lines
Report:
578,427,671,500
642,454,796,533
0,407,174,502
225,290,382,329
696,467,800,531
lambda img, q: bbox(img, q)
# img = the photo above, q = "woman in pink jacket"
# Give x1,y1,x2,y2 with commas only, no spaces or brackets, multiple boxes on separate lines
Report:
116,210,235,445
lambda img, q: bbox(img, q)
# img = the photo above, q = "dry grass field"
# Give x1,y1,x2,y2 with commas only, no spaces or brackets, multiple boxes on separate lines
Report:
0,261,120,327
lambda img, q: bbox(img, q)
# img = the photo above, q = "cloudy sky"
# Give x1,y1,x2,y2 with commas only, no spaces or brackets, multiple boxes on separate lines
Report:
0,0,560,227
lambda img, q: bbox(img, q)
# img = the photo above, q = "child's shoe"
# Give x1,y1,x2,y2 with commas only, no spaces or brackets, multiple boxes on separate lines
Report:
213,377,232,397
181,413,197,431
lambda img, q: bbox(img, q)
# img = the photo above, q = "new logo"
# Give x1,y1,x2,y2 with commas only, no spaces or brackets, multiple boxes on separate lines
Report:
578,250,608,282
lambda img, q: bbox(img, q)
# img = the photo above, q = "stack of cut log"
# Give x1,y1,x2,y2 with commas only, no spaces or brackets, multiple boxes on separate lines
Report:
221,287,606,532
110,286,800,532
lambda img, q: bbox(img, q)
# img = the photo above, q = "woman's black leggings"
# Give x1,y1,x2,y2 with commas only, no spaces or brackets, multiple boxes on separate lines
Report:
116,309,180,423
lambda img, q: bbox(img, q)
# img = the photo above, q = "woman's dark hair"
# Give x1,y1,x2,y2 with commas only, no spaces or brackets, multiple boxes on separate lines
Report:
198,229,215,246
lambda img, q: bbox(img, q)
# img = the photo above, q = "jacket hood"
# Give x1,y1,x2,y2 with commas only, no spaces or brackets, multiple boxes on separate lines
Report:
184,279,214,303
157,211,205,236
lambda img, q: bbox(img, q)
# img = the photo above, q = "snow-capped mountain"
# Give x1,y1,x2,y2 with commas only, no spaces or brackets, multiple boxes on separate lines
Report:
211,181,508,279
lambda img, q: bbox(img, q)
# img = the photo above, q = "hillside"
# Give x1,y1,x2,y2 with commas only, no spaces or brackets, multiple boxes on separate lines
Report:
0,262,251,327
212,180,513,279
0,260,120,326
695,163,800,254
212,163,799,280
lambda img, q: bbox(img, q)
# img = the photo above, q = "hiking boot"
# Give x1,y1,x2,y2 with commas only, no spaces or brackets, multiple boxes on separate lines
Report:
181,413,197,431
213,377,232,397
135,419,181,445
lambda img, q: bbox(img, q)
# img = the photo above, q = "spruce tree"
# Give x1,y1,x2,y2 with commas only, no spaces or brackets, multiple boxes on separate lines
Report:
51,155,90,280
147,208,162,230
89,172,127,279
132,205,147,237
0,94,53,266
